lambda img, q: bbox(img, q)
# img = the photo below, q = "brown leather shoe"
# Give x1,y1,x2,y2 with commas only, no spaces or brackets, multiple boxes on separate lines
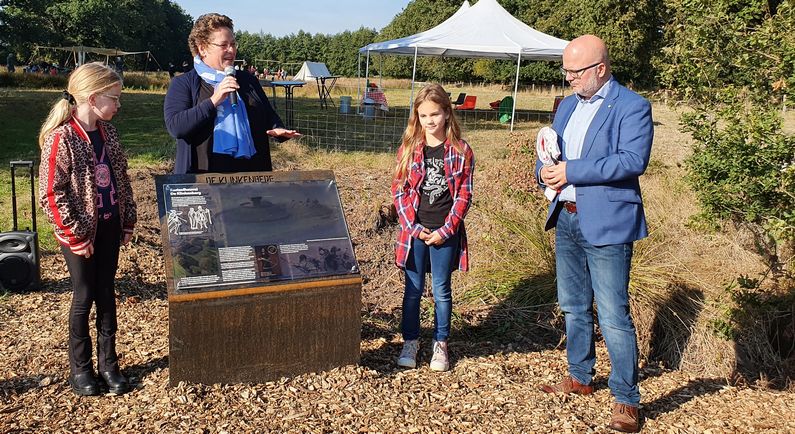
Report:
609,403,640,433
539,376,594,395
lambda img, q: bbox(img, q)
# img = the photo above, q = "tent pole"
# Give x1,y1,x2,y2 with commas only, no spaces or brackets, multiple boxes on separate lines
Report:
365,50,371,84
365,50,371,113
510,52,521,131
379,54,383,90
410,46,418,107
356,52,362,114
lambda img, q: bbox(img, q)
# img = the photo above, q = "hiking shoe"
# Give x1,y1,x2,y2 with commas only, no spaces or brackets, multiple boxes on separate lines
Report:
609,403,640,432
540,376,594,395
430,340,449,372
397,339,419,368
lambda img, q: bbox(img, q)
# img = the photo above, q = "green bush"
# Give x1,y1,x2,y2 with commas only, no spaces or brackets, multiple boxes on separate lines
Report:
682,100,794,275
0,71,170,91
121,72,170,91
0,72,67,89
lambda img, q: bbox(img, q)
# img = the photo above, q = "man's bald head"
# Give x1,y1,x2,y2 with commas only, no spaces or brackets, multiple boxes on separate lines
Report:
564,35,610,67
562,35,612,98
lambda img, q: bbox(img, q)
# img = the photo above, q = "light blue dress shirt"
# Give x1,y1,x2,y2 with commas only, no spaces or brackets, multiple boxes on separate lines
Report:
558,77,616,202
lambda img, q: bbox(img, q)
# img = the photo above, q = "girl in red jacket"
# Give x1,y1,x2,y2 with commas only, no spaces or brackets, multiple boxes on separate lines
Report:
38,62,137,396
391,84,474,372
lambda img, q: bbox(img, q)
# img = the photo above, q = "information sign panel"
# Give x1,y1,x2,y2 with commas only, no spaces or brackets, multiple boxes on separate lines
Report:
155,170,359,294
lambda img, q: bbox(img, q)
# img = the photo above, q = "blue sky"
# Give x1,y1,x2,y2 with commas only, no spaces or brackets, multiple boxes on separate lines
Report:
175,1,413,36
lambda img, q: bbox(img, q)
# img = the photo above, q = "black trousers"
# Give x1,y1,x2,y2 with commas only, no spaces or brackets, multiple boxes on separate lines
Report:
60,217,121,375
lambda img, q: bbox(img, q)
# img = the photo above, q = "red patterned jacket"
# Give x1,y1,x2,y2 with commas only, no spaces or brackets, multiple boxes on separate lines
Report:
391,139,474,271
39,117,137,253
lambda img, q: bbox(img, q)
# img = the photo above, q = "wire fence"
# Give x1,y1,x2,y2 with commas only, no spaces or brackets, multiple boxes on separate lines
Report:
281,98,555,153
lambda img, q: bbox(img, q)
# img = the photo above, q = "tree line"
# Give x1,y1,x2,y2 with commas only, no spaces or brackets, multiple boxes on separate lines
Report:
0,0,673,86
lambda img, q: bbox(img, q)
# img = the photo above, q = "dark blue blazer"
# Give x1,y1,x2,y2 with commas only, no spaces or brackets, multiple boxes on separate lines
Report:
536,81,654,246
164,69,284,173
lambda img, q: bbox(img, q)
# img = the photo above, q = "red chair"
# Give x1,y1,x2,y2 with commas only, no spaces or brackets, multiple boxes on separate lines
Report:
451,92,466,107
552,95,564,113
456,95,477,110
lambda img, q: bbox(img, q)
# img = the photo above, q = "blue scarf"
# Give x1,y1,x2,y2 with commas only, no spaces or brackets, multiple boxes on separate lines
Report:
194,55,256,159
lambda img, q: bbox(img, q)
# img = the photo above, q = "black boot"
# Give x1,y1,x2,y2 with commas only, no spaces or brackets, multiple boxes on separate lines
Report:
69,372,100,396
99,370,129,395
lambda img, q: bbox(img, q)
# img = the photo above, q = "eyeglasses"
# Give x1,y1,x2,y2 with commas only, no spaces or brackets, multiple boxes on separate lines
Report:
208,41,237,51
102,94,121,105
560,62,602,78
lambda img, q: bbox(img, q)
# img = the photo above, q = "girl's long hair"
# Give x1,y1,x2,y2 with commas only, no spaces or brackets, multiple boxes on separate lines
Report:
394,84,463,184
38,62,122,148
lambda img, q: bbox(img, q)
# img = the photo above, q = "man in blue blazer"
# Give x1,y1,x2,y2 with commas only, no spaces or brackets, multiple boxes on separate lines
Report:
536,35,653,433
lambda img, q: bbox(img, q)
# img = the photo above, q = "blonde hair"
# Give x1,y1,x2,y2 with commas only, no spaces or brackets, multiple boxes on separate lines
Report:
394,83,463,184
38,62,121,147
188,13,234,57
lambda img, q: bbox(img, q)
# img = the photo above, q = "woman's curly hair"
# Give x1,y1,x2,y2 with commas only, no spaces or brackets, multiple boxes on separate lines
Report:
188,13,234,57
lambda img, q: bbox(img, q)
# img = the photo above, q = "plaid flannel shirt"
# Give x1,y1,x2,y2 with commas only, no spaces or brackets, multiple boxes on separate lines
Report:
391,139,474,271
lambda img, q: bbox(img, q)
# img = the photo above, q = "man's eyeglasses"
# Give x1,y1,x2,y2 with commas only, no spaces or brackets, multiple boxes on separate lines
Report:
208,41,237,51
560,62,602,78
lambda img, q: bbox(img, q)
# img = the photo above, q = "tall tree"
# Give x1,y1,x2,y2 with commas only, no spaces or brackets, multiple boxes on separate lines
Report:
0,0,192,67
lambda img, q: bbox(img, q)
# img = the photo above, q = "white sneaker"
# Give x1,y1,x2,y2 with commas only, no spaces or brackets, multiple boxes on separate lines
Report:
397,339,419,368
430,340,449,372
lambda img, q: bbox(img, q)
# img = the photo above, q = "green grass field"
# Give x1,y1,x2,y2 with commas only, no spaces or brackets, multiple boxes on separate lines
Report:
0,83,560,249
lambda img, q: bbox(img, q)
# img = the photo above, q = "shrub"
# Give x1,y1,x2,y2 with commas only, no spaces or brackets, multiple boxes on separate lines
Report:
0,71,170,91
0,72,67,88
121,72,171,91
682,101,795,277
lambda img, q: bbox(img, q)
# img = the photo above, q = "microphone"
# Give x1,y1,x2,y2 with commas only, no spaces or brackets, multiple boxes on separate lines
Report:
223,66,238,107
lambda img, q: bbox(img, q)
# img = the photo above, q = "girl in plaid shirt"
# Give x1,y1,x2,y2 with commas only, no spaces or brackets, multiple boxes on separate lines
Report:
391,84,474,372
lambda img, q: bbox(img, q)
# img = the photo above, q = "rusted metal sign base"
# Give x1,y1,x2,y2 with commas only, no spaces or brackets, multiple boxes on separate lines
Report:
168,276,361,385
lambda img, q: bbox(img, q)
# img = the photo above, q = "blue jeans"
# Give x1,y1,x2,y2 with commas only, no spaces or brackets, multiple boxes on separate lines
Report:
555,209,640,406
402,233,459,342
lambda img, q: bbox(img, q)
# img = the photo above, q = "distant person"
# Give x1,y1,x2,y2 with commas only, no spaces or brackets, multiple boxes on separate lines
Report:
38,62,137,397
168,62,176,78
182,60,191,73
164,13,300,174
391,84,474,372
114,56,124,77
536,35,653,433
6,52,16,72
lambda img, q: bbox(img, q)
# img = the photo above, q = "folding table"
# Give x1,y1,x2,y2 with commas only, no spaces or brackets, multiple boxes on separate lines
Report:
315,75,340,109
269,80,305,128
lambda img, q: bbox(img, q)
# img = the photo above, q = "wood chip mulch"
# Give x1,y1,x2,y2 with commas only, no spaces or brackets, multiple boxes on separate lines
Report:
2,167,794,433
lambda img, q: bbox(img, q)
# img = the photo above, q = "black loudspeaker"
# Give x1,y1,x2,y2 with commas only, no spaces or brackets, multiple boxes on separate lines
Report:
0,231,40,291
0,161,40,292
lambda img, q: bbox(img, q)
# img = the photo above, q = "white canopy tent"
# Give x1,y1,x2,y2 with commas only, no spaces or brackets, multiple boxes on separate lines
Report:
358,0,569,129
34,45,161,72
293,61,333,81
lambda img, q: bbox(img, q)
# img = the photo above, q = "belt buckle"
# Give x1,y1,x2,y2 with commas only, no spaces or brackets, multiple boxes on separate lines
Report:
563,201,577,213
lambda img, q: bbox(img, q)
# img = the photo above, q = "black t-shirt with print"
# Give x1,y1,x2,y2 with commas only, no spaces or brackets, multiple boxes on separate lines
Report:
87,129,119,221
417,143,453,230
